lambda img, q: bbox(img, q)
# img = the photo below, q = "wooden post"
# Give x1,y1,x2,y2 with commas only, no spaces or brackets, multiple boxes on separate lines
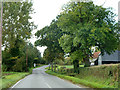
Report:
51,63,53,71
26,45,28,72
0,2,3,90
0,2,3,77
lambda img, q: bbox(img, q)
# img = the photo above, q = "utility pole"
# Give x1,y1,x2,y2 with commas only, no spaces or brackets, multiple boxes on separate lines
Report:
0,1,3,78
0,2,3,90
26,45,28,72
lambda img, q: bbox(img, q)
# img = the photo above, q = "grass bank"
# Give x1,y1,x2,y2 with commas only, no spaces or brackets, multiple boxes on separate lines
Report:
2,64,45,89
2,72,29,89
45,65,118,89
57,65,84,69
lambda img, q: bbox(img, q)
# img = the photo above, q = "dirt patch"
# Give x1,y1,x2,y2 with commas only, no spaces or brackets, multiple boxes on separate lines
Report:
2,73,13,76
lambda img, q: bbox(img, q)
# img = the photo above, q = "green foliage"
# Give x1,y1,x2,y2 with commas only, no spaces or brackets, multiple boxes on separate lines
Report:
70,50,83,62
2,64,7,72
57,1,118,67
35,19,64,63
12,57,25,72
43,48,55,64
2,42,42,72
2,72,29,89
64,57,73,65
54,59,64,65
2,65,44,89
77,65,119,88
2,1,36,48
57,65,84,69
46,69,114,88
79,65,119,83
54,64,119,88
58,34,73,53
25,43,42,68
2,1,41,72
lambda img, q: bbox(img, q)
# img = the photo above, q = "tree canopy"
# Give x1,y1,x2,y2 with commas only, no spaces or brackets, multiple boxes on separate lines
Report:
57,1,118,68
35,19,64,63
2,1,36,49
2,1,42,72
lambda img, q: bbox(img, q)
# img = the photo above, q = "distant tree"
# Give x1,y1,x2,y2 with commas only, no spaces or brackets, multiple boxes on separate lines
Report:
23,43,42,68
43,48,54,64
2,42,42,72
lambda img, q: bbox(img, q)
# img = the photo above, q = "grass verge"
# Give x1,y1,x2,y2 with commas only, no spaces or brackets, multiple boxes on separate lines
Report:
2,72,29,89
57,65,84,69
2,64,45,89
45,69,115,89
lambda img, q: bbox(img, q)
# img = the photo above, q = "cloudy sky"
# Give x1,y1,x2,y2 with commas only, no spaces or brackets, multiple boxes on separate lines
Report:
30,0,119,57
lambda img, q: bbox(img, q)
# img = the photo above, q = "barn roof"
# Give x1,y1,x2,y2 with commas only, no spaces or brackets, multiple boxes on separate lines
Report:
92,51,101,59
101,50,119,61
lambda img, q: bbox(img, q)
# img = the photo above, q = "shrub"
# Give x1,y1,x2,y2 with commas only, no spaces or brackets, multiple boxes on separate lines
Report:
77,64,119,87
55,64,119,88
12,57,26,72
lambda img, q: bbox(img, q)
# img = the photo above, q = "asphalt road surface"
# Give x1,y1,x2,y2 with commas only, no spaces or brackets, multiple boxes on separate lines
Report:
11,65,90,89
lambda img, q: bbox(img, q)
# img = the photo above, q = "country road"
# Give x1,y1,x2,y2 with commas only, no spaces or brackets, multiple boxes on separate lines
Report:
11,65,90,89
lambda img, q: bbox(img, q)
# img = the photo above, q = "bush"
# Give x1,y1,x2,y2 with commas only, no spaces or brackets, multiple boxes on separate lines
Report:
12,57,26,72
54,59,64,65
77,64,119,87
2,64,7,72
55,64,119,88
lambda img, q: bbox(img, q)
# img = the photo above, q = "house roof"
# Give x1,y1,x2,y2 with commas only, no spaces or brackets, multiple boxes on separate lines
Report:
101,50,119,61
92,51,101,59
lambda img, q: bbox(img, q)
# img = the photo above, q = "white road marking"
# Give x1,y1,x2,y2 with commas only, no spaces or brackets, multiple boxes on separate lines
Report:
75,85,81,88
57,77,80,88
45,83,52,88
11,79,22,88
10,75,28,89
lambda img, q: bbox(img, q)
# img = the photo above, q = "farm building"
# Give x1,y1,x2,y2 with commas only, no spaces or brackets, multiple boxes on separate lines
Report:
90,50,120,65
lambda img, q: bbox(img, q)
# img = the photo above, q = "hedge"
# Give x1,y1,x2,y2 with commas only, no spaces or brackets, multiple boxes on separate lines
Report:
55,64,119,88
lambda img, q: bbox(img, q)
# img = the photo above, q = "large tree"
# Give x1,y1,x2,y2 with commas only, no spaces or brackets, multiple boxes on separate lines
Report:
57,1,118,72
2,1,36,49
35,19,64,70
2,1,37,72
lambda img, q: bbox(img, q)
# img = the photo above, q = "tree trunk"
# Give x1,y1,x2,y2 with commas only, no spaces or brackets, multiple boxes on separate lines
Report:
83,55,90,67
26,46,28,72
54,63,57,72
73,60,79,74
51,63,53,71
54,64,56,72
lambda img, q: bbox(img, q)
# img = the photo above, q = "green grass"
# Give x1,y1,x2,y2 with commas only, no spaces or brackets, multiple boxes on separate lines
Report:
2,72,29,89
57,65,84,69
2,64,45,89
45,69,116,89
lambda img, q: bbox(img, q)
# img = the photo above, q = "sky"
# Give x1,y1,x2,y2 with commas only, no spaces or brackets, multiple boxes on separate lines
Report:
29,0,120,57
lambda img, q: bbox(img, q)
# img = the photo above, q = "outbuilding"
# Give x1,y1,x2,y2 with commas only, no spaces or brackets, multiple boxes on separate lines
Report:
90,50,120,65
98,50,120,65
